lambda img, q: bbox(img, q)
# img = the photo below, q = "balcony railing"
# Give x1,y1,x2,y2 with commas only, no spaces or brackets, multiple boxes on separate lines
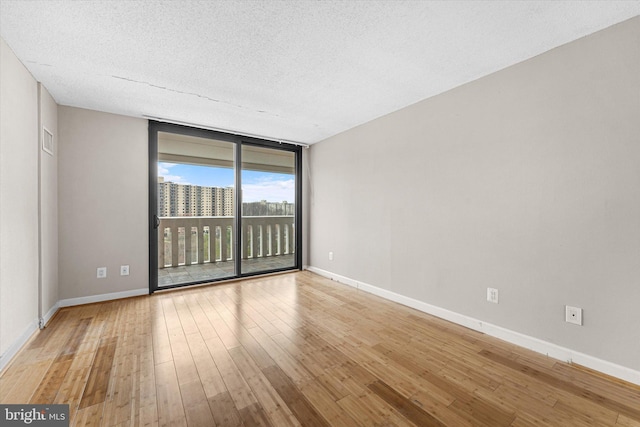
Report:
158,216,295,270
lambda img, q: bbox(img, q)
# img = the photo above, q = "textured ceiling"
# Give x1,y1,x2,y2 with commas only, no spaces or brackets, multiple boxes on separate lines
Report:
1,1,639,144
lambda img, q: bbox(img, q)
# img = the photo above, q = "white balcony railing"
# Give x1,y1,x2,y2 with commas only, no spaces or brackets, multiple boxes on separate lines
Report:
159,216,295,269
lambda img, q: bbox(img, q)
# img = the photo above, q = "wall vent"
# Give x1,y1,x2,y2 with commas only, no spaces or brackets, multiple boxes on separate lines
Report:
42,127,53,155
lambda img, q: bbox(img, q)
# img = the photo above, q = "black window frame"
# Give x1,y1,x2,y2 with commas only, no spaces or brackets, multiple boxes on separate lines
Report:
148,120,302,293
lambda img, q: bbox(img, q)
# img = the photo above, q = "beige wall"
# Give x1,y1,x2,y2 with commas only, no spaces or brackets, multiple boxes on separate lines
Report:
0,38,39,360
39,83,59,320
301,147,311,267
309,17,640,371
58,107,148,300
0,41,148,364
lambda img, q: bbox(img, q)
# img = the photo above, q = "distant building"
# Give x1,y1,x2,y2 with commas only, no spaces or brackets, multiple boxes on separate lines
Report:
242,200,295,216
158,178,293,217
157,178,235,217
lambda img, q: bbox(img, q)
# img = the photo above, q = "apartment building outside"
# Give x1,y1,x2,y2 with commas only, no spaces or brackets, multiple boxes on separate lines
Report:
157,177,235,217
158,177,294,217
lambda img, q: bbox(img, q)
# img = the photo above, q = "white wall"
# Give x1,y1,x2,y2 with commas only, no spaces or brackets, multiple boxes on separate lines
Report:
301,147,311,268
39,83,59,323
0,43,148,367
58,107,148,302
309,17,640,375
0,38,39,364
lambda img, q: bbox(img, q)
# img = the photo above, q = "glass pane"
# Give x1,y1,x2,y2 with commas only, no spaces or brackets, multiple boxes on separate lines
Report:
157,131,236,287
241,144,296,274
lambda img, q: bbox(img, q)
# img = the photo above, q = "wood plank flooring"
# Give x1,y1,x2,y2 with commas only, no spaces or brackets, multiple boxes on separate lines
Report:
1,271,639,426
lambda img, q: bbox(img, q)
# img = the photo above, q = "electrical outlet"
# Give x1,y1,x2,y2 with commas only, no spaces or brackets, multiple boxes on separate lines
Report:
97,267,107,279
329,251,334,261
120,265,130,276
487,288,499,304
565,305,583,325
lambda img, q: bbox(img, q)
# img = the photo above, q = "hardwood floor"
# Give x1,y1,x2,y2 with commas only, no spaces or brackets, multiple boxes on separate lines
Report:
1,271,639,426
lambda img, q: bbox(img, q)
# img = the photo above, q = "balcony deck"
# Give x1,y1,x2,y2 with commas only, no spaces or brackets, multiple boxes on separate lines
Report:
157,215,296,287
158,254,296,287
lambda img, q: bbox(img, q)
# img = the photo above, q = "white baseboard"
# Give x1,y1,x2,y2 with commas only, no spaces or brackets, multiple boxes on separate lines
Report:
42,302,60,326
0,319,39,373
306,266,640,386
59,288,148,307
306,266,359,289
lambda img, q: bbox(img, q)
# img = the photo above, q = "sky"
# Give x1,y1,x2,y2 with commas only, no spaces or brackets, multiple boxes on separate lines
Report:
158,162,295,203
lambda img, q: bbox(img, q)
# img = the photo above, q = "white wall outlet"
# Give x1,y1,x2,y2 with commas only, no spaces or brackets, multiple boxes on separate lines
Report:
565,305,583,325
329,251,334,261
120,265,130,276
487,288,499,304
97,267,107,279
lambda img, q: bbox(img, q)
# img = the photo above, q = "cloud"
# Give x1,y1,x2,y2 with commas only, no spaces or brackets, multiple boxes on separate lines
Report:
158,162,191,185
242,178,295,203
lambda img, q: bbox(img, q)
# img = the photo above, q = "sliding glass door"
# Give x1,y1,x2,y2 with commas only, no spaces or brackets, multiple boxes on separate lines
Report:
240,144,297,274
149,122,301,292
154,130,237,287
